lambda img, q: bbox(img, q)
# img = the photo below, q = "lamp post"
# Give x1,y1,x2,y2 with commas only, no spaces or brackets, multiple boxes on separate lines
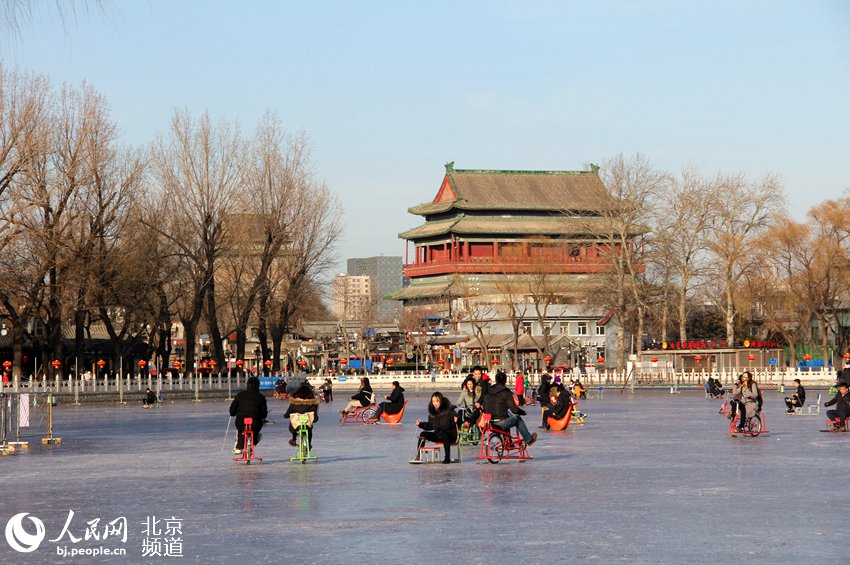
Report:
254,346,261,376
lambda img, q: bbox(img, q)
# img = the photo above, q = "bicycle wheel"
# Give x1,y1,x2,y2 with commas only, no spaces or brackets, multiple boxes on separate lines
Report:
298,435,308,462
487,433,505,464
360,406,377,423
746,415,762,437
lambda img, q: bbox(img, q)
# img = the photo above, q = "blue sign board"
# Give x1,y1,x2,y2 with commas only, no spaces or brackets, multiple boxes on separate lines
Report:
258,377,277,390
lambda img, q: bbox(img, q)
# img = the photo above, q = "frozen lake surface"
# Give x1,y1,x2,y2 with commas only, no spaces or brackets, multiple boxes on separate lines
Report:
1,388,847,564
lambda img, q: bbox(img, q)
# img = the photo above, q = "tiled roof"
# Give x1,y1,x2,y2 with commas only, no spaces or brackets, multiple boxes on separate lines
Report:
409,165,611,216
399,215,648,239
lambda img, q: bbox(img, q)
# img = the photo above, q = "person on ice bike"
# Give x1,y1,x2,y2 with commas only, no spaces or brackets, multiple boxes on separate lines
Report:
477,371,537,446
730,371,760,433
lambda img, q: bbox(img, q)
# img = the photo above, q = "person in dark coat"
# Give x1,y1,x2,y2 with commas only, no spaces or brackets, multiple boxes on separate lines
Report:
283,381,320,447
229,376,268,454
710,378,725,398
142,388,157,408
369,381,405,422
784,378,806,413
841,364,850,384
413,392,458,464
477,371,537,446
541,385,571,429
340,377,373,415
472,366,490,398
537,373,552,408
825,382,850,429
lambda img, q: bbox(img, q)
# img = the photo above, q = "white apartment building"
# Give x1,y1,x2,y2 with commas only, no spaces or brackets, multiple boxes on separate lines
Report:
332,274,374,321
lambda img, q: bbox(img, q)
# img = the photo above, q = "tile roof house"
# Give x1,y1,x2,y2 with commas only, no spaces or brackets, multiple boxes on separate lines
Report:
390,163,640,370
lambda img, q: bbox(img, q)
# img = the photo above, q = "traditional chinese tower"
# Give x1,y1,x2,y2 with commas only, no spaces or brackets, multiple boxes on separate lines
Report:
392,162,619,311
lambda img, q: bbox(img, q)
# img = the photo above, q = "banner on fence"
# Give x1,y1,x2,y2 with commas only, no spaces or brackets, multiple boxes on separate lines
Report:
18,393,30,427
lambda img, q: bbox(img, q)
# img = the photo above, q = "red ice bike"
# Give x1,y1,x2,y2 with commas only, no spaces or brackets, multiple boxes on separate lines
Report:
727,410,768,437
475,413,533,464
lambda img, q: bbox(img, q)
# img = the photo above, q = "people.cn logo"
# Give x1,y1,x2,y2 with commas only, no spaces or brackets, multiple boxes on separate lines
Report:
5,513,46,553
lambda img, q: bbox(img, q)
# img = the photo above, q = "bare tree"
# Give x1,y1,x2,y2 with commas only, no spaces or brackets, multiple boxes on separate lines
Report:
452,275,499,371
218,116,311,362
806,199,850,360
706,172,785,344
493,274,529,371
746,216,819,367
261,182,340,372
0,65,49,379
149,110,244,373
593,153,664,371
653,168,715,341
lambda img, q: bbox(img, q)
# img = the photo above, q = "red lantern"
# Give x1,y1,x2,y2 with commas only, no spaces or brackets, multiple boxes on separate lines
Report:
597,356,605,364
138,360,146,368
173,361,182,369
340,359,348,365
2,360,11,369
694,355,702,362
235,359,244,367
804,354,812,361
209,360,217,368
747,354,756,362
650,357,659,363
299,360,307,367
843,353,850,360
96,360,106,368
51,360,61,368
544,355,552,363
264,360,272,368
492,358,500,365
386,358,394,366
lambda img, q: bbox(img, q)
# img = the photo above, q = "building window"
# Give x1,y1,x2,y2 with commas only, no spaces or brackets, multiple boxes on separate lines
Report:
596,323,605,336
543,322,553,335
576,322,588,336
559,324,569,334
522,321,533,335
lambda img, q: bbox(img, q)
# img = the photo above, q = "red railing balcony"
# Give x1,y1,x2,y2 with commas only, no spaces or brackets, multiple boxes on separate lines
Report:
403,255,613,277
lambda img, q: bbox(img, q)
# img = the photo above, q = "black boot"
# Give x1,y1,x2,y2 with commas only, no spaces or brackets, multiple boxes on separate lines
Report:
442,445,452,464
413,437,425,461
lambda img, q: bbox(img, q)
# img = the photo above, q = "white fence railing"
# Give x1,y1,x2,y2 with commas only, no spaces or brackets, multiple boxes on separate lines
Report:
2,366,839,400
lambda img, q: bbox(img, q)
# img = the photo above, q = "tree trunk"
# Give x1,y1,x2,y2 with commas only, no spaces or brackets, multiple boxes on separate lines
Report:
616,288,626,372
636,304,646,359
182,316,199,377
205,266,226,369
725,283,735,344
678,287,687,342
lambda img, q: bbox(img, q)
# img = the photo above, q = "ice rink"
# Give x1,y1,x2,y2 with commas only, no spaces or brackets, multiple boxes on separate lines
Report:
2,387,847,564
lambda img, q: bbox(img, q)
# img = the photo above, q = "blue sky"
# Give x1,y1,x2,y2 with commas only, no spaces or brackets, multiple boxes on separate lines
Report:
4,1,849,267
